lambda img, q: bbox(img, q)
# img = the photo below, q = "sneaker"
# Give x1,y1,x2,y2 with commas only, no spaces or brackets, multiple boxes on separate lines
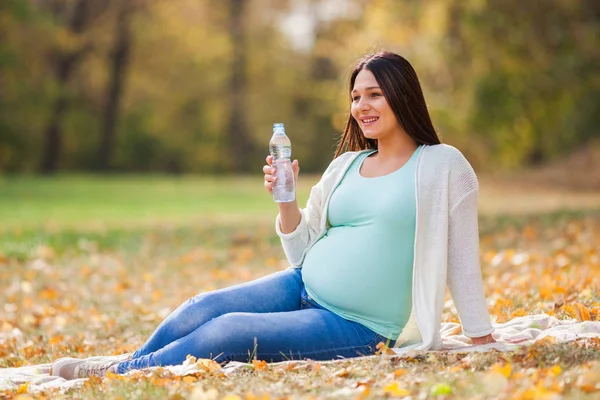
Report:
51,357,120,380
83,353,133,363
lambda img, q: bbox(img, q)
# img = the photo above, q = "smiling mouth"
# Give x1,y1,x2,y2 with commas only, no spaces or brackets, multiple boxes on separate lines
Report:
361,117,379,124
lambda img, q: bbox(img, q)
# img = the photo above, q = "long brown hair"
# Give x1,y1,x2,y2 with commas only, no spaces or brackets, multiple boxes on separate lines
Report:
334,51,441,158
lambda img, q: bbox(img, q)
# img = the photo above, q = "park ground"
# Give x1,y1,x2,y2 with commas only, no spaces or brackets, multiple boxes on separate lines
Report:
0,170,599,399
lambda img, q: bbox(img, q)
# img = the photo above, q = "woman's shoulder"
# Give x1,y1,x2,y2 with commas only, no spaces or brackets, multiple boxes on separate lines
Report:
423,143,465,159
422,144,473,170
422,144,478,191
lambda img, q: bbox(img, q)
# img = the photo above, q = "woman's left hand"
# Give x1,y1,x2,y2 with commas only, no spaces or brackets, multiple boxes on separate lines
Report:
470,334,495,345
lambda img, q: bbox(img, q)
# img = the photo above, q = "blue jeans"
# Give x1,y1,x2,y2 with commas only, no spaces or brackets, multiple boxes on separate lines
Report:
116,267,395,373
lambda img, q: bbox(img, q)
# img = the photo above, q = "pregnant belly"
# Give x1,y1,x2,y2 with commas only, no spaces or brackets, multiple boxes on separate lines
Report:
301,226,411,319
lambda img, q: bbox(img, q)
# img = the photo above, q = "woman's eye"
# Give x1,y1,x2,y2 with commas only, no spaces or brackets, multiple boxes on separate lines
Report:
352,96,360,101
371,93,381,97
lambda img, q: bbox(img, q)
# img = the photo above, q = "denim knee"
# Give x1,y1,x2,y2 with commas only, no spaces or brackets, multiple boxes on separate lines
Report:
196,313,262,361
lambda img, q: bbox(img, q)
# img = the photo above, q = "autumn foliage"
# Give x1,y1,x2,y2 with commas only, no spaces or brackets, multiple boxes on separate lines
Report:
1,209,599,398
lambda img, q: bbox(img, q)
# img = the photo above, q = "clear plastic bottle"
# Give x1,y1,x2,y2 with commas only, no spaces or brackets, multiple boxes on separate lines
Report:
269,123,295,202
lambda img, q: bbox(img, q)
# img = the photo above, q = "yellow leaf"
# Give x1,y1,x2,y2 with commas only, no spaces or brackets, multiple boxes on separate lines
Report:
39,287,58,300
383,382,410,397
539,288,554,300
549,365,562,376
48,335,63,345
573,302,591,321
16,382,29,394
356,384,370,398
394,368,408,377
251,359,269,371
535,336,558,346
447,324,463,335
510,309,528,318
196,358,222,373
115,281,131,293
490,362,512,378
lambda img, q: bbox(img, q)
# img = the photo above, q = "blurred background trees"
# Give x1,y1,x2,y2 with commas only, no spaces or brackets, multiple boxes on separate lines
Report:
0,0,598,174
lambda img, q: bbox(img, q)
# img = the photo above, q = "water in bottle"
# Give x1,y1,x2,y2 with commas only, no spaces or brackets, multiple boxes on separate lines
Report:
269,123,295,202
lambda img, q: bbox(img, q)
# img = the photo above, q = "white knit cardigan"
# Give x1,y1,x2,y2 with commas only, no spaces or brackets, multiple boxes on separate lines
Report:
275,144,495,350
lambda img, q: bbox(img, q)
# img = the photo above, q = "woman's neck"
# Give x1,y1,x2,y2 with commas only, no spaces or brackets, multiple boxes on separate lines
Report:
373,133,418,162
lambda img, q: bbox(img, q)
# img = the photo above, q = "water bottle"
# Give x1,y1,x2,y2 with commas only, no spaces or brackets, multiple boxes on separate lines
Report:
269,123,295,202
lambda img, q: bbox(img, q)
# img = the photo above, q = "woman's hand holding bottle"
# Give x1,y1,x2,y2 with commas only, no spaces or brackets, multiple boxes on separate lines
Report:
263,155,301,234
263,155,299,195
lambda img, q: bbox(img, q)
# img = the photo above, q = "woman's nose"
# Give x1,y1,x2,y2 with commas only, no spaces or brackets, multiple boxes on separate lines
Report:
357,97,371,111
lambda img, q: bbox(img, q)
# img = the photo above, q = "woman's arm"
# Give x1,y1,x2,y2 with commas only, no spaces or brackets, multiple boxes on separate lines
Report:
446,156,495,339
275,180,325,266
278,200,302,234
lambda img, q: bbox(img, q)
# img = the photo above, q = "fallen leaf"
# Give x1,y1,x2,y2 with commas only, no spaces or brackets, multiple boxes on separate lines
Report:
573,302,591,321
16,382,29,394
549,365,562,376
375,341,395,355
431,383,453,396
333,368,349,378
534,336,558,346
490,362,512,378
383,382,410,397
251,359,269,371
352,380,374,388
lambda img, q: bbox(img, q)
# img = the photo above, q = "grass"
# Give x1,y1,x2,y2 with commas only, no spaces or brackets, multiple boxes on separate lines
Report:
0,174,599,399
2,173,599,230
0,174,316,229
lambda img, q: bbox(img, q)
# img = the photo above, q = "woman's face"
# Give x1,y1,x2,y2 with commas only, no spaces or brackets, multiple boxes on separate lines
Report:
351,68,401,141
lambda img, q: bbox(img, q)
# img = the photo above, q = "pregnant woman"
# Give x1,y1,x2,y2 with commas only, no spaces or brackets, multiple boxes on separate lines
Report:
52,50,495,380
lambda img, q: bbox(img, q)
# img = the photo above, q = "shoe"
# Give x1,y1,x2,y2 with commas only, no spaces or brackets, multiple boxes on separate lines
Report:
83,353,133,363
51,357,120,380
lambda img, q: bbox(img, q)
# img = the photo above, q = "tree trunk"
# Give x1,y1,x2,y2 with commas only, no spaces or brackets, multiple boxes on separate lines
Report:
227,0,253,172
39,0,92,174
96,3,133,171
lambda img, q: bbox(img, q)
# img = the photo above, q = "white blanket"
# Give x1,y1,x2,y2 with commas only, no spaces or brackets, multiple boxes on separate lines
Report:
1,314,598,393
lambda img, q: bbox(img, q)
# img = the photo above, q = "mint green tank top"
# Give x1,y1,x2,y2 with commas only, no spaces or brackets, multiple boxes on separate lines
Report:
302,146,422,339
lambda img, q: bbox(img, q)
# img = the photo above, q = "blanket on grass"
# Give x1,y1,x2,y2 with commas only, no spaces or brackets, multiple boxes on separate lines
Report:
1,314,598,393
